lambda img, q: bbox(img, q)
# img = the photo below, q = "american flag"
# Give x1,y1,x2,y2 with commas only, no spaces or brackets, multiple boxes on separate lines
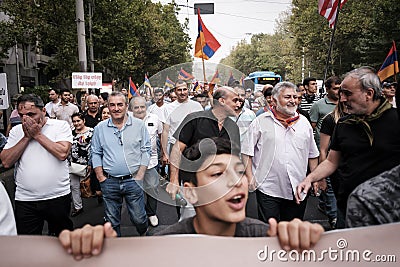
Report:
318,0,348,28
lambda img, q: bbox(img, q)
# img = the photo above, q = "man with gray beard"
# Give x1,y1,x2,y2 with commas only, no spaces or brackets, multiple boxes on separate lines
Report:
242,82,319,223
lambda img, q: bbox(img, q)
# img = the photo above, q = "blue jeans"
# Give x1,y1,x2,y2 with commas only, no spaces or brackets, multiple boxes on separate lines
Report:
318,177,338,220
100,177,148,236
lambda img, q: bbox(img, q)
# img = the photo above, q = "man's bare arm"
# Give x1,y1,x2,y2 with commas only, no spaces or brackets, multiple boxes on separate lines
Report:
166,141,186,199
161,123,170,165
0,137,31,168
296,150,341,203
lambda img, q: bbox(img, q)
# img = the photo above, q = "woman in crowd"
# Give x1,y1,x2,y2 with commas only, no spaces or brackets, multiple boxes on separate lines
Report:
69,113,94,217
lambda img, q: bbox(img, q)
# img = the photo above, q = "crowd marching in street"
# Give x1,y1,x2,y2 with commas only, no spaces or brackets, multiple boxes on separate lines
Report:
0,68,399,261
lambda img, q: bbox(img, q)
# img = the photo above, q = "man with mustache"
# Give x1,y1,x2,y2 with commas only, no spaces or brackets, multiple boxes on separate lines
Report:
91,92,151,236
242,82,319,223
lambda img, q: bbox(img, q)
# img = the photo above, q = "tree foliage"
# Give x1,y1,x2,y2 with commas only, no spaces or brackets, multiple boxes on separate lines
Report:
222,0,400,82
0,0,191,86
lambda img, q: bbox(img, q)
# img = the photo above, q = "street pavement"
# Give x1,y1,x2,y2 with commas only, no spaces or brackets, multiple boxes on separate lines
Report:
0,167,331,237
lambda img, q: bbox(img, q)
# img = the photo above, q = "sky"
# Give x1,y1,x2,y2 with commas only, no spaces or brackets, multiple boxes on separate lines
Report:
157,0,293,63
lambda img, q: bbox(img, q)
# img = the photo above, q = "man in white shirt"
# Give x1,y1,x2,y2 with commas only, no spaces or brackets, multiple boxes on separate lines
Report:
0,183,17,236
44,88,60,118
160,80,203,168
242,82,319,223
131,97,163,227
147,88,165,120
0,94,73,236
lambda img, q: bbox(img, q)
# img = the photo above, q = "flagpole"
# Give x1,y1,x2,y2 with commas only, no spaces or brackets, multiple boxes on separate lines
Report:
322,0,342,94
394,40,398,83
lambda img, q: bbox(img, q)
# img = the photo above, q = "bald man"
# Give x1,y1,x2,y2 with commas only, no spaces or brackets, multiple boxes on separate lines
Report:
83,95,102,128
167,86,241,202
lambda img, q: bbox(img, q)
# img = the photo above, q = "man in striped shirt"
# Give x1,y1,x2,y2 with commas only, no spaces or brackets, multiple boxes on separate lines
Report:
300,77,320,113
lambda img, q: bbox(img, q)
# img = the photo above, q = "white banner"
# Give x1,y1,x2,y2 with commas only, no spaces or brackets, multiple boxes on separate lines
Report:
0,73,9,110
0,222,398,266
72,72,102,89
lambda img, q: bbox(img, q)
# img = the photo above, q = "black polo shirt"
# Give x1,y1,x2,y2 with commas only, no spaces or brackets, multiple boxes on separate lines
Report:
330,107,400,212
173,109,240,149
84,110,102,128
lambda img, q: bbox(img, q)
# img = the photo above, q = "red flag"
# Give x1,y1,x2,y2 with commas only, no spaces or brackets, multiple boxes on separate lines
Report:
318,0,348,28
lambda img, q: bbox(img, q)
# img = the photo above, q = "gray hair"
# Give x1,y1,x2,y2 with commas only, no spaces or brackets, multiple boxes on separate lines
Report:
344,66,382,100
129,96,146,109
271,82,297,100
110,91,128,104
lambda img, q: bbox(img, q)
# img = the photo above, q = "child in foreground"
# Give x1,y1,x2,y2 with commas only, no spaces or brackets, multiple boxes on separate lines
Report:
59,137,324,260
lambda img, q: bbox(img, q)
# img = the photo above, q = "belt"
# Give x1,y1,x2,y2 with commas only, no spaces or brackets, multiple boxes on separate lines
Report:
103,171,136,180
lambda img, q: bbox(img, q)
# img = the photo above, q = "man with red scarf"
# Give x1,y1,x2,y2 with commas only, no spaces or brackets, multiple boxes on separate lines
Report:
242,82,319,223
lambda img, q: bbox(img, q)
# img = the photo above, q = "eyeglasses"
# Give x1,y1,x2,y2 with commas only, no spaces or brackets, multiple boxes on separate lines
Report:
114,130,123,145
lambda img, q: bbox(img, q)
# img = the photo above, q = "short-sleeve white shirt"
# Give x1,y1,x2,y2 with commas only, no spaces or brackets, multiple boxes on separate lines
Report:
242,114,319,200
5,119,73,201
162,100,203,145
143,113,163,169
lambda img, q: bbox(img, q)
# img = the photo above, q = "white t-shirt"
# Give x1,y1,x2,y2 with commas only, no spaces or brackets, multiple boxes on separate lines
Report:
0,183,17,235
147,103,165,121
5,119,73,201
44,100,60,118
161,100,203,145
144,113,163,169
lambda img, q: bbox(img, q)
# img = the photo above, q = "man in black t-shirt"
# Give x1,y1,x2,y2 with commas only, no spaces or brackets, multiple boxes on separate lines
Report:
166,86,241,200
83,95,102,128
296,67,400,228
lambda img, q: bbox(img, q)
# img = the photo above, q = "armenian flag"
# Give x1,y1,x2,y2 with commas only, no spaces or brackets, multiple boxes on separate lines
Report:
210,69,220,84
239,75,245,87
144,74,152,88
194,9,221,60
227,71,235,86
128,77,139,99
377,41,399,82
165,76,175,89
178,68,195,80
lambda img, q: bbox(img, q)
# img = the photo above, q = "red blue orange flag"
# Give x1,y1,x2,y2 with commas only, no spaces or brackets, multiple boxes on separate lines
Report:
165,76,175,89
194,9,221,60
377,41,399,82
128,77,139,99
227,71,235,86
144,74,152,88
239,75,245,87
178,68,195,80
210,69,220,84
318,0,348,28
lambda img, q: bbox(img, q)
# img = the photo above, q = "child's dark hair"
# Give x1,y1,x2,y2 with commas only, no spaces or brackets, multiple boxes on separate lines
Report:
71,112,85,121
179,137,240,186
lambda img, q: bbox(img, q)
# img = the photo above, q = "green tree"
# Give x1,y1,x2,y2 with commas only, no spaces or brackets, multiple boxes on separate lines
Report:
0,0,191,87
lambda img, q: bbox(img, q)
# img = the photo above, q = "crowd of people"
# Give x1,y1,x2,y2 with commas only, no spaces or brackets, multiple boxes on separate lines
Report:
0,67,399,261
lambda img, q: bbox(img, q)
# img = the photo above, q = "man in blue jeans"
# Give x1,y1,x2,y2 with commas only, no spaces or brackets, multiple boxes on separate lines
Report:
91,91,151,236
